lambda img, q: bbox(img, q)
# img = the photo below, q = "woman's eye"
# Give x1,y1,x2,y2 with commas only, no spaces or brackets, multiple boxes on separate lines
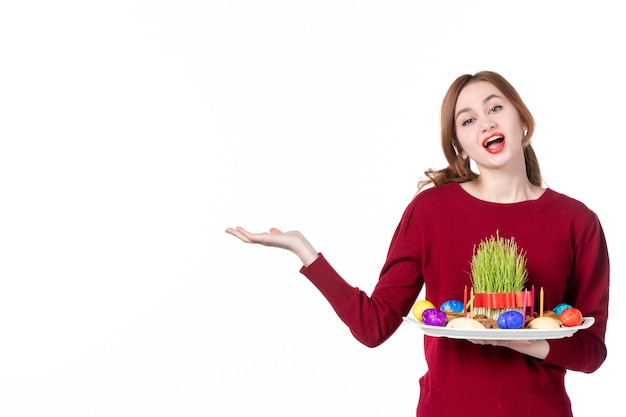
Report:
462,118,474,126
490,105,503,113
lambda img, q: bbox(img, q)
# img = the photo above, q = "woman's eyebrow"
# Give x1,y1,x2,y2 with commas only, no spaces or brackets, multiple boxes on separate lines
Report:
455,94,503,120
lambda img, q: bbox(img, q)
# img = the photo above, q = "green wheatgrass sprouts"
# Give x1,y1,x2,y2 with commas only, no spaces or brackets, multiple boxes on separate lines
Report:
470,231,528,319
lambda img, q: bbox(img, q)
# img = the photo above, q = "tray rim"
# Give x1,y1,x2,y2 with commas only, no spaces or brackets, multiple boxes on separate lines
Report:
402,315,594,340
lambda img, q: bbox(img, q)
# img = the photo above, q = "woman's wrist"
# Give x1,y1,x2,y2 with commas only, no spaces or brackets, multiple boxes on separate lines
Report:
294,237,318,267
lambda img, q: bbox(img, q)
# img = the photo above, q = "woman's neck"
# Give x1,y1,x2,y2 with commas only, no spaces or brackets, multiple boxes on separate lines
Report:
461,174,544,204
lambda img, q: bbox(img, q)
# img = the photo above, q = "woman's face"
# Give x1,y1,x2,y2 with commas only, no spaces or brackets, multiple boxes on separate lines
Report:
453,81,527,172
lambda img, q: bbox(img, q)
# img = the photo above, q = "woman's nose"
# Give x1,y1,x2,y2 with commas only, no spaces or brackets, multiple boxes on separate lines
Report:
482,117,496,132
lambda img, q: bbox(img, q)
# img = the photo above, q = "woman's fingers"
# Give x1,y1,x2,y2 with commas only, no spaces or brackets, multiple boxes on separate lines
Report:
225,226,290,247
225,227,251,243
227,227,263,243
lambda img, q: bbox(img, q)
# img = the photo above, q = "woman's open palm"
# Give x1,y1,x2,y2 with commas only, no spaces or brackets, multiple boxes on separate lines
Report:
225,227,300,249
225,226,318,266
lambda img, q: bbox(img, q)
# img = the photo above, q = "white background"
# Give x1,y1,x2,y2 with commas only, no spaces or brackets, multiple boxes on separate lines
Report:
1,1,624,416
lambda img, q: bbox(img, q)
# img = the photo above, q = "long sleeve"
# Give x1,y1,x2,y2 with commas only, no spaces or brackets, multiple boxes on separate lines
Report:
543,211,610,372
301,225,424,347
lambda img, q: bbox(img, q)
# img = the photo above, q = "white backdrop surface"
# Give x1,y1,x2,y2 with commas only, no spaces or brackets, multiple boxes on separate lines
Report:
0,1,623,416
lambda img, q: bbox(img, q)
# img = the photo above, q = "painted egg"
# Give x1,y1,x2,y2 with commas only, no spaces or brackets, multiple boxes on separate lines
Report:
412,300,436,322
559,307,583,327
553,303,572,316
496,310,525,329
440,299,464,313
422,308,448,326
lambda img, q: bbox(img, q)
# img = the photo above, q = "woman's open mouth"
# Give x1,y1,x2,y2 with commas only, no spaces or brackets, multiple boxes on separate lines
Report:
482,133,505,154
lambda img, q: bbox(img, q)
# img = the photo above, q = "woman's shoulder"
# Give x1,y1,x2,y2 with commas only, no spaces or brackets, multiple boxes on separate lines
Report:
409,182,478,210
412,182,460,202
542,188,602,227
403,183,463,217
543,188,596,212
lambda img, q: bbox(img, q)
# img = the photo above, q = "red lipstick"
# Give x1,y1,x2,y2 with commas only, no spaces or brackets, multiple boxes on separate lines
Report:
482,132,505,154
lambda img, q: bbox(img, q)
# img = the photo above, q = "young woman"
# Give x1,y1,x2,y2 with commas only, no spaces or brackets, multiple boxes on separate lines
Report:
225,71,610,416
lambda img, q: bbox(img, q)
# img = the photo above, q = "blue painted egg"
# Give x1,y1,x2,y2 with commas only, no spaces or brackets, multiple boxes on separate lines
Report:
497,310,525,329
553,303,572,316
422,308,448,326
440,299,465,313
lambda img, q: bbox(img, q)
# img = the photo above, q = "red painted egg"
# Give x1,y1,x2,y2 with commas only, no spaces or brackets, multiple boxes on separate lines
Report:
559,307,583,327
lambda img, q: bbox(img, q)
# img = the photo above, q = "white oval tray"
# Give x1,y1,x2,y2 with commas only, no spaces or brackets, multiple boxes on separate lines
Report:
403,315,594,340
